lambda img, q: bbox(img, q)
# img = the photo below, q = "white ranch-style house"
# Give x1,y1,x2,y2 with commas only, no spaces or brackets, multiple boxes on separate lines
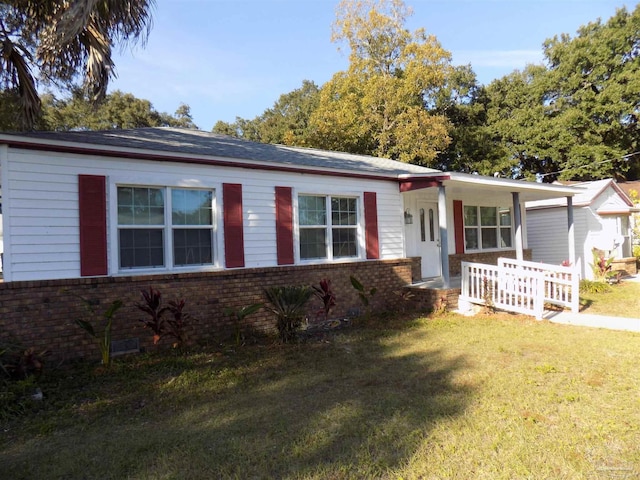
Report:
0,128,580,321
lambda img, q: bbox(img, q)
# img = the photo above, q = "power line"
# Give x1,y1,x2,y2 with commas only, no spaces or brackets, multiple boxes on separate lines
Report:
538,151,640,179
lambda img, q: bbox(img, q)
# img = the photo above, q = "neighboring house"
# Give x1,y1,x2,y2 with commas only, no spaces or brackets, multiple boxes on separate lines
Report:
0,128,582,360
0,127,578,285
526,179,637,280
617,180,640,247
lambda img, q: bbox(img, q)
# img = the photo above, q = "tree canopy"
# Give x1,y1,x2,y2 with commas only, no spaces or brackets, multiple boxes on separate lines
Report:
485,5,640,181
212,80,320,146
307,0,451,166
0,0,155,129
39,89,198,131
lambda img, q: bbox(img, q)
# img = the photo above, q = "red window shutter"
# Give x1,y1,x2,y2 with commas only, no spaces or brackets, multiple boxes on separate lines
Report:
275,187,294,265
363,192,380,259
453,200,465,254
79,175,108,276
223,183,245,268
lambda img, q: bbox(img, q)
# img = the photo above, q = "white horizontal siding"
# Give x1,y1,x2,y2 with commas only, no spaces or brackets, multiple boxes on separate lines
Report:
526,208,570,265
4,148,405,281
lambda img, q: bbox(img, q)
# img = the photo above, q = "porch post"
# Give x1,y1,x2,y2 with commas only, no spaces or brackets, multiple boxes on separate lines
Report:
512,192,523,261
567,196,576,265
438,185,450,287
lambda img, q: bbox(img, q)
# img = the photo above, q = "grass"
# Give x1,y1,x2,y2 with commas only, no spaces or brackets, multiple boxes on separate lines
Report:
580,279,640,317
2,312,640,479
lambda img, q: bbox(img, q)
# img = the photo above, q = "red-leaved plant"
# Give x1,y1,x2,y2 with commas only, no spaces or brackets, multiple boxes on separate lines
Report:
312,279,336,322
137,287,168,344
137,287,193,347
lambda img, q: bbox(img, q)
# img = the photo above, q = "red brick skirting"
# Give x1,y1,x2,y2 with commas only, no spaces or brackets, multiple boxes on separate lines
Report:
0,259,416,362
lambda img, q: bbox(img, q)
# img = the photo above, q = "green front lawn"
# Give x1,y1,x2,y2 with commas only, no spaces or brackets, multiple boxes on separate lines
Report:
2,313,639,479
580,279,640,317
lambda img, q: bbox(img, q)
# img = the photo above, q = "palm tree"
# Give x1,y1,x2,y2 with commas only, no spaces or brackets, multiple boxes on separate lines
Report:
0,0,155,130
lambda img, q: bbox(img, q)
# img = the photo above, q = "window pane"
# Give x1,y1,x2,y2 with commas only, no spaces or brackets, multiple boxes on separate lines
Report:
420,208,426,242
499,207,511,226
300,228,327,259
464,206,478,226
173,229,213,265
481,227,497,249
429,209,435,242
299,195,326,226
465,228,478,250
480,207,497,226
332,227,357,258
119,229,164,268
118,187,164,225
331,197,357,226
500,227,512,248
172,189,213,225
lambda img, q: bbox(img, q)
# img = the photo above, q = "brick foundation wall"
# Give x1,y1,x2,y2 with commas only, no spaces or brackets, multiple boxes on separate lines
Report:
409,257,422,283
448,249,533,277
406,286,461,313
0,259,413,362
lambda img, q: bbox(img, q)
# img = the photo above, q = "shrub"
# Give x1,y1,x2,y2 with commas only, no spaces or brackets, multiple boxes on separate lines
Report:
312,279,336,322
579,279,611,294
137,287,168,344
264,286,313,343
223,303,263,346
349,276,377,308
137,287,192,347
74,296,123,367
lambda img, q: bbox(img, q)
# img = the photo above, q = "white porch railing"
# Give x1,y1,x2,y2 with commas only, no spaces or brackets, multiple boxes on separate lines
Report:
459,258,580,320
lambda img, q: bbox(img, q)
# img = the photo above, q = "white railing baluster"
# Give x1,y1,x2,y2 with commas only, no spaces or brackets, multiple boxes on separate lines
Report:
460,258,580,318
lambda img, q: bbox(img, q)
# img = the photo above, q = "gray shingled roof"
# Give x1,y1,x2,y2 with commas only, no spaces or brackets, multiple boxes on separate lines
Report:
12,127,440,177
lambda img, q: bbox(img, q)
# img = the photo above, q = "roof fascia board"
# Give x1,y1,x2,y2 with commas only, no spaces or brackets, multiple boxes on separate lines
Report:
441,172,578,196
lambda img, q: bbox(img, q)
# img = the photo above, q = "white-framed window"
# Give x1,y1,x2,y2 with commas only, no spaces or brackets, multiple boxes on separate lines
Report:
117,185,215,269
298,195,359,260
464,205,512,251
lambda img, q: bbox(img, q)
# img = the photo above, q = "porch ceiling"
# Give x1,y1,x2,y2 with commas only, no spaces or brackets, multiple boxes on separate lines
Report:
399,172,578,203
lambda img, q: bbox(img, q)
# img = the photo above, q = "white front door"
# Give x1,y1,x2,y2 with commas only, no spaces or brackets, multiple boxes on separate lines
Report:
417,201,441,278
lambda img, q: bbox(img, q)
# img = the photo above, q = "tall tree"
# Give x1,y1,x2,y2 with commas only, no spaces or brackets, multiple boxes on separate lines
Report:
432,64,508,175
307,0,451,166
0,0,155,129
486,5,640,181
40,89,198,131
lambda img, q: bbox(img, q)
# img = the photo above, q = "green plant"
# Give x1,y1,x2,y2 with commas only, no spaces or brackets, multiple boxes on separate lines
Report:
264,285,313,343
136,287,168,344
312,278,336,322
579,279,612,294
223,303,263,346
75,298,123,367
349,276,377,308
591,248,615,282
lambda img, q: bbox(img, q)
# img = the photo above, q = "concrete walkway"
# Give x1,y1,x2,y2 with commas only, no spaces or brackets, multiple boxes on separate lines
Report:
542,274,640,333
542,309,640,333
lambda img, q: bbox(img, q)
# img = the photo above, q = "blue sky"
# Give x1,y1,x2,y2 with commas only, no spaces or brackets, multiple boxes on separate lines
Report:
109,0,634,130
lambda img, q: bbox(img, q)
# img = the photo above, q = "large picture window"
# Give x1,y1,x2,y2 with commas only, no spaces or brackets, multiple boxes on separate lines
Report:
464,205,512,251
117,186,214,269
298,195,358,260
